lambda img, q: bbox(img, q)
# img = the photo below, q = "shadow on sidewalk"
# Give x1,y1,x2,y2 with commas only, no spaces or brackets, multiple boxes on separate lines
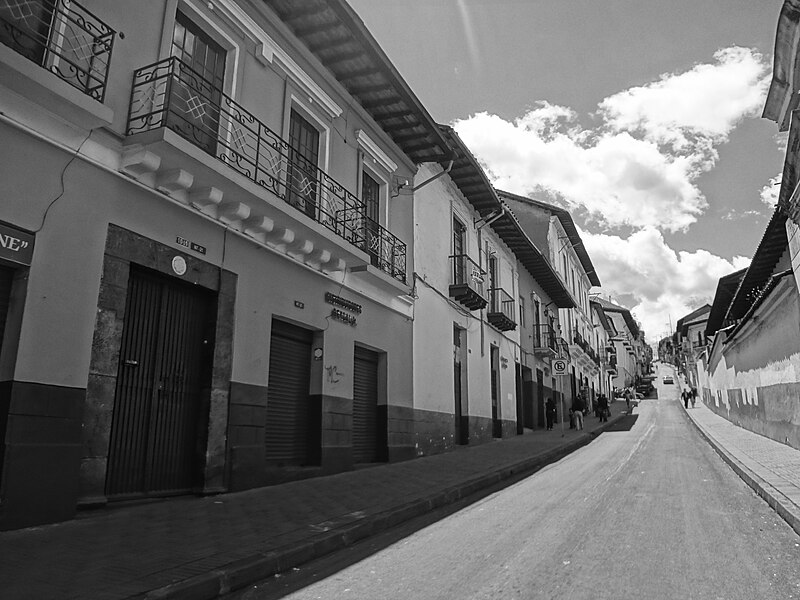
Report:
222,461,557,600
600,413,639,432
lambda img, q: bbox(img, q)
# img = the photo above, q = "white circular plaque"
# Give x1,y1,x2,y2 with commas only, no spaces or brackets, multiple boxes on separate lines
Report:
172,255,187,276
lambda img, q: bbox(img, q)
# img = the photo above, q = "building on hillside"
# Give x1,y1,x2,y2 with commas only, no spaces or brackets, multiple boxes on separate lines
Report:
496,191,602,409
593,298,642,391
0,0,455,529
674,304,711,389
657,335,674,365
697,207,800,449
411,126,575,451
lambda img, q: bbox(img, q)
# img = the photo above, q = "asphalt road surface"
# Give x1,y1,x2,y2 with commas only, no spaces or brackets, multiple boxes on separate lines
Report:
230,363,800,600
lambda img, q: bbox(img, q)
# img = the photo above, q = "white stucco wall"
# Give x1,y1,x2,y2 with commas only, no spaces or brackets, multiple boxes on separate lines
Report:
703,278,800,411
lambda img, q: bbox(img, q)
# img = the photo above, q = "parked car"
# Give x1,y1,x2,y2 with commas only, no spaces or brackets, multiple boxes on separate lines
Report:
636,383,654,396
662,376,674,385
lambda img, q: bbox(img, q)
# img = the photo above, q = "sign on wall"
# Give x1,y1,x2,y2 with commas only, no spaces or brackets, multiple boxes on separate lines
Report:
0,222,34,266
552,358,568,376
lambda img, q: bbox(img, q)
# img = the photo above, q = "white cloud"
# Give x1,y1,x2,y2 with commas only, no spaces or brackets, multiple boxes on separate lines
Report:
453,46,771,234
453,47,771,343
583,228,750,339
760,173,781,207
599,47,769,157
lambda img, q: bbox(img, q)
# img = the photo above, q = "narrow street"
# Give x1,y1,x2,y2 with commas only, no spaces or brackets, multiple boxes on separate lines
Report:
232,365,800,600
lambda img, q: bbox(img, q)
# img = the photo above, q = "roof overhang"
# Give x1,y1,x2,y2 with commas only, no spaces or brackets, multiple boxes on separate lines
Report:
763,0,800,130
437,126,575,307
495,190,600,286
263,0,452,164
725,269,795,344
705,267,747,337
724,208,788,324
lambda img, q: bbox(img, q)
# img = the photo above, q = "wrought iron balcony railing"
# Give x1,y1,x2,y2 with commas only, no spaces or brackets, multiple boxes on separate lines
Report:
533,324,558,355
126,57,406,283
337,212,407,283
448,254,487,310
487,288,516,331
0,0,115,101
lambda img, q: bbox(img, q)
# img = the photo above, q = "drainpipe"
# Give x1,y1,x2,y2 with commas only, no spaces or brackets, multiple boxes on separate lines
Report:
410,159,454,193
475,206,506,231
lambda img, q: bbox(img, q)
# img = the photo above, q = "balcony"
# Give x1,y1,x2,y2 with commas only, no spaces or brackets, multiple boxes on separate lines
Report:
0,0,114,101
570,332,600,371
487,288,516,331
448,254,487,310
124,57,407,284
533,324,559,356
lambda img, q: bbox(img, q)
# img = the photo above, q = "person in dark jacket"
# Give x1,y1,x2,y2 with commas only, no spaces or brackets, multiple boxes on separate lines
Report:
545,397,556,430
597,394,609,422
572,395,585,430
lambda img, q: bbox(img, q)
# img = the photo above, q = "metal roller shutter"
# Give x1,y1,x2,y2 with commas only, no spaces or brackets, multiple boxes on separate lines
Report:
265,320,313,465
353,346,379,463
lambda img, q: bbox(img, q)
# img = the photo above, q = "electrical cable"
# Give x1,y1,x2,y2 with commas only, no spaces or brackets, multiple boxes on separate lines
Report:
32,128,94,234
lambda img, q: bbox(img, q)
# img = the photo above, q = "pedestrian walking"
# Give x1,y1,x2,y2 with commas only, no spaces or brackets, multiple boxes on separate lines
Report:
690,386,697,408
597,394,609,422
545,397,556,430
572,394,585,430
624,387,632,411
682,388,690,409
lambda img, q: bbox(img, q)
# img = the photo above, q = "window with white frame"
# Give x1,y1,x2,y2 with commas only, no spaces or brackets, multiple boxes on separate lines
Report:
357,129,395,224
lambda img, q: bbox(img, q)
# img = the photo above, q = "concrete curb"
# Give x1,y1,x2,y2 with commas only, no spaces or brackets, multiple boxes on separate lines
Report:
684,408,800,538
134,414,625,599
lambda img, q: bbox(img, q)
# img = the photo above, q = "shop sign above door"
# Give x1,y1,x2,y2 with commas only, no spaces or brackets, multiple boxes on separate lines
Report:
0,222,35,266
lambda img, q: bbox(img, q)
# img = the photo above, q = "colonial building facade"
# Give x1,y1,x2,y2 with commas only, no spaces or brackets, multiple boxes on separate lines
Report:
411,126,575,452
0,0,453,529
497,192,602,409
0,0,611,530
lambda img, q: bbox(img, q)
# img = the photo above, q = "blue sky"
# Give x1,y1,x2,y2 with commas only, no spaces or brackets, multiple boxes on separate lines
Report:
348,0,785,341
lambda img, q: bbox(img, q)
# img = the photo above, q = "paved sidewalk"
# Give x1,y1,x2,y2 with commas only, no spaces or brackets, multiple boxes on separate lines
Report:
682,398,800,537
0,405,628,600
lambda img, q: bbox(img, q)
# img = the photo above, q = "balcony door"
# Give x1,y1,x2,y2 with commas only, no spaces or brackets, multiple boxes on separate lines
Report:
362,171,381,267
487,254,498,312
287,109,320,219
453,217,466,284
169,11,226,155
0,1,55,65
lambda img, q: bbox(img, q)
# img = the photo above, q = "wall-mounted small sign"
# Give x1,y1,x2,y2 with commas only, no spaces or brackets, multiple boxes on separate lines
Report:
325,292,362,314
331,308,357,326
171,255,187,276
176,236,206,255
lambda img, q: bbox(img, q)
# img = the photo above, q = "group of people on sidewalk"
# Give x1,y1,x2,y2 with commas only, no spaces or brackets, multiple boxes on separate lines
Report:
543,393,610,431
